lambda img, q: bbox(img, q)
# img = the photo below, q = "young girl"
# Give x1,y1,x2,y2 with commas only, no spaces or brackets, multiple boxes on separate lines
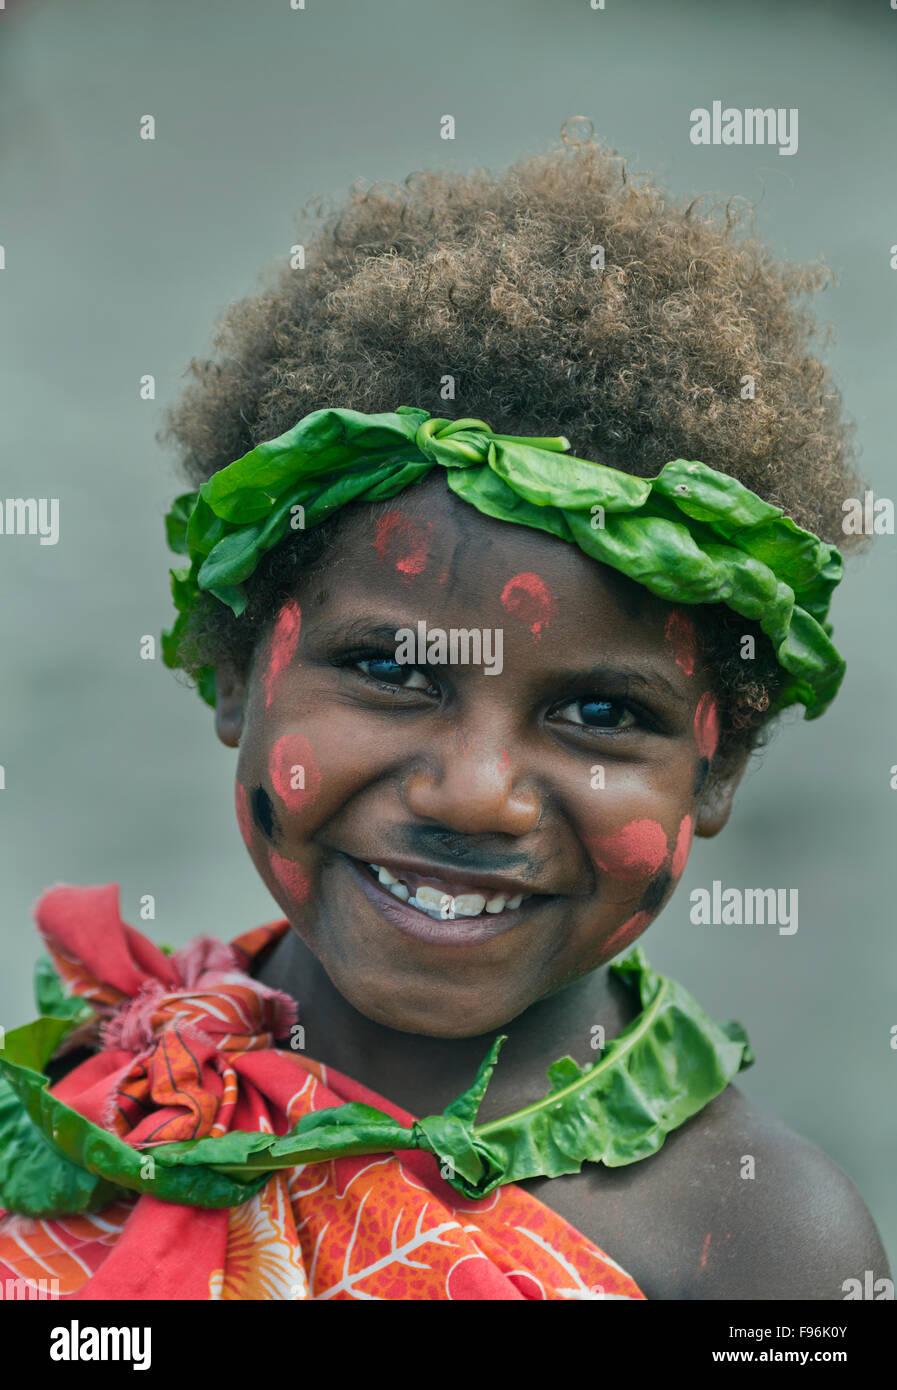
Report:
0,136,888,1301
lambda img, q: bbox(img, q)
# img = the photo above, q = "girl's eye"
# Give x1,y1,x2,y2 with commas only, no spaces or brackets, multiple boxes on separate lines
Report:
551,697,637,731
357,657,432,691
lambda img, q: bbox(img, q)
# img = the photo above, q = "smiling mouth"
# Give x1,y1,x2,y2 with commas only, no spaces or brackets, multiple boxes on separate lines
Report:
362,860,533,921
341,853,556,947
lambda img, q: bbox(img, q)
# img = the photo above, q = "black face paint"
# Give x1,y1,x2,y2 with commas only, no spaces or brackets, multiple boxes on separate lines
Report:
639,870,673,915
693,757,710,796
251,784,277,840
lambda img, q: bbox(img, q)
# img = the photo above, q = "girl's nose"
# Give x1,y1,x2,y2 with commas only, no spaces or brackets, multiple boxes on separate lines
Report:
401,739,542,836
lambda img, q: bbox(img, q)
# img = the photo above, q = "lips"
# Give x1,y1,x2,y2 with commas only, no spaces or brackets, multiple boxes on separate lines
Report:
343,854,549,947
366,862,530,920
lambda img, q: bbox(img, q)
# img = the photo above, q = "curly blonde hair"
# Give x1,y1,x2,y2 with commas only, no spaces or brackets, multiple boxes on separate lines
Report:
160,137,862,753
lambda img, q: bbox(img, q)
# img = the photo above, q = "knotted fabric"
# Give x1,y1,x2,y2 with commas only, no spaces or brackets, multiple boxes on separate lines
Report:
0,885,644,1300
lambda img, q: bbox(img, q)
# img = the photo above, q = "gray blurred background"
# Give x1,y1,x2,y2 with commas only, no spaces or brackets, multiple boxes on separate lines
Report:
1,0,894,1269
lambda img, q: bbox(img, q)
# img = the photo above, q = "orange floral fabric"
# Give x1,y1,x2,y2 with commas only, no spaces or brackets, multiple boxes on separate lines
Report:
0,884,644,1301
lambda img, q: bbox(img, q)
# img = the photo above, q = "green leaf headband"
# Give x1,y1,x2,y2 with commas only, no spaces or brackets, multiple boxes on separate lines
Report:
163,406,846,717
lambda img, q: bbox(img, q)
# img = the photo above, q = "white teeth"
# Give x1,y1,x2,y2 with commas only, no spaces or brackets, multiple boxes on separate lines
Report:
452,893,486,917
365,863,531,919
415,885,452,910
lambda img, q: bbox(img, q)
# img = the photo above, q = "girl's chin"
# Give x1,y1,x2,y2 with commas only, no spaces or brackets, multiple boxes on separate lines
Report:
327,976,523,1038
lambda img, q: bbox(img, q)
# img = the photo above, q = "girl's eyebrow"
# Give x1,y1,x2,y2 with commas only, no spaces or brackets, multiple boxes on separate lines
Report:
313,617,414,647
556,663,688,704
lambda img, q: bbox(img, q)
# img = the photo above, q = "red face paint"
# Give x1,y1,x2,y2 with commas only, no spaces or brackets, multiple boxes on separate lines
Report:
589,818,668,882
269,734,321,815
602,909,652,957
263,599,302,709
693,692,720,760
671,814,693,879
372,510,433,578
664,610,697,676
499,572,558,641
268,847,309,904
234,780,253,847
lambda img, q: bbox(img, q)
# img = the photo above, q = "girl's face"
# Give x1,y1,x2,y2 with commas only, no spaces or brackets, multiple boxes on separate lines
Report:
221,476,741,1037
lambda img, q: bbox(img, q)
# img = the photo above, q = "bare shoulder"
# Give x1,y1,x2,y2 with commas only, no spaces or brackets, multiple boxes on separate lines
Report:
521,1083,890,1301
657,1082,891,1300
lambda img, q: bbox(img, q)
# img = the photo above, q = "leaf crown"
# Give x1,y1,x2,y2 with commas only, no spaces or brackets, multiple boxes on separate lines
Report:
163,406,846,717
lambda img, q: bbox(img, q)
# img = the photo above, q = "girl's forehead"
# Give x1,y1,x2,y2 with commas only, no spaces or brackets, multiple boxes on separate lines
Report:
300,476,685,658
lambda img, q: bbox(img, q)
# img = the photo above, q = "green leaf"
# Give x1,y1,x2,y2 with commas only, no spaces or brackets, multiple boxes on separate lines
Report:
411,1113,504,1188
0,1020,269,1215
0,948,754,1214
185,494,229,556
489,439,651,511
443,1035,506,1125
164,493,198,554
155,1104,416,1178
0,1076,125,1217
455,947,753,1197
200,409,426,521
197,525,265,592
546,1056,587,1091
196,666,218,707
163,408,847,719
3,1016,76,1074
34,957,95,1026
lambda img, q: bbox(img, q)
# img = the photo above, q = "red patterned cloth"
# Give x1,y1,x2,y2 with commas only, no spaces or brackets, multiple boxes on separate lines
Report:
0,885,645,1301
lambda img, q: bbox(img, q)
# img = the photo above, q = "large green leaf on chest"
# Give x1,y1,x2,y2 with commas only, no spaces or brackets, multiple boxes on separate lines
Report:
410,948,754,1197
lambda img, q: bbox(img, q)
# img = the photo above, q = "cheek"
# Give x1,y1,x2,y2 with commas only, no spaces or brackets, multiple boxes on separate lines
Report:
263,599,302,709
694,692,720,760
269,735,322,816
664,610,697,676
268,847,310,904
672,814,694,879
372,510,433,578
587,818,669,881
602,908,653,956
499,572,558,641
581,907,653,970
235,780,253,848
252,785,276,839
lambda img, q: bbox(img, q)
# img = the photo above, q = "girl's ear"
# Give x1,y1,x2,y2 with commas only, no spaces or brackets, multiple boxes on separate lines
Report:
215,663,247,747
694,747,751,839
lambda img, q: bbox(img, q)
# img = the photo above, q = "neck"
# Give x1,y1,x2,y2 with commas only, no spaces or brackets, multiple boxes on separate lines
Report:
254,930,641,1122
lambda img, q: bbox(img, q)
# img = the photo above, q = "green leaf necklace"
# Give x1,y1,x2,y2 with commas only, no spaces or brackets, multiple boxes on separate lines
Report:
0,948,752,1216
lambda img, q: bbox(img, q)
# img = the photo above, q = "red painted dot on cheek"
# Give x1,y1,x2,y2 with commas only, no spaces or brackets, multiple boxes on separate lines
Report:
269,734,321,815
603,909,652,956
268,847,309,904
263,600,302,709
672,814,693,879
499,572,558,641
589,819,668,881
234,780,253,847
582,908,652,971
372,510,433,578
694,692,720,760
664,610,697,676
